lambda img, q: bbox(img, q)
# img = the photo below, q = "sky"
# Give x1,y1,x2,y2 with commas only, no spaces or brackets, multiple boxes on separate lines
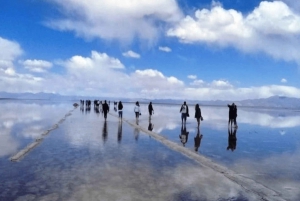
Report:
1,0,300,101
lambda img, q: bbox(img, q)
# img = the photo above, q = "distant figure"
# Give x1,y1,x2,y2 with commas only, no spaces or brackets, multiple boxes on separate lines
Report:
102,100,109,120
118,101,123,120
148,102,154,118
233,104,238,128
134,101,141,123
179,124,189,147
194,104,203,128
194,127,203,152
118,121,122,143
180,101,189,124
73,103,79,107
227,126,237,151
227,103,235,127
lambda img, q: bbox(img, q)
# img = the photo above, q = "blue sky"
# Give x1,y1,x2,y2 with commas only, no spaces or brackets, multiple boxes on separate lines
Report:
1,0,300,100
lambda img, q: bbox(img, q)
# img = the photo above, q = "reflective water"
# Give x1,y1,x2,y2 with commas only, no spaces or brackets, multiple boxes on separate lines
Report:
0,101,300,200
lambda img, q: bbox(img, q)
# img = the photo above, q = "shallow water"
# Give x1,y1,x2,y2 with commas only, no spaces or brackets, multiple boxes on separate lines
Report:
0,100,299,200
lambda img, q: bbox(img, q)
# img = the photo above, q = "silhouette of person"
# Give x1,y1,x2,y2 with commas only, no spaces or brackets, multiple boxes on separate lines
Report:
194,104,203,128
134,101,141,124
102,121,108,143
194,127,203,152
233,104,238,128
227,126,237,151
148,102,154,119
180,101,189,124
102,100,109,120
118,101,123,120
148,119,154,131
179,124,189,147
117,121,122,143
227,103,235,127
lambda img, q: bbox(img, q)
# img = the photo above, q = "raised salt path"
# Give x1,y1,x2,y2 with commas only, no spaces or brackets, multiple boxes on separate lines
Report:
10,107,77,162
109,113,287,201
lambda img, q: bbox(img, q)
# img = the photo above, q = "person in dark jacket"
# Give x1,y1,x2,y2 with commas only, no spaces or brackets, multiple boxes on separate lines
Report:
148,102,154,119
118,101,123,120
102,100,109,120
194,104,203,128
227,103,235,127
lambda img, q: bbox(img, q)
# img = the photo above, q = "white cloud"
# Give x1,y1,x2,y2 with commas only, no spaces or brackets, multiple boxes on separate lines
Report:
167,1,300,63
281,78,287,83
187,75,197,79
46,0,183,44
210,80,233,89
0,37,23,69
122,50,140,59
190,79,204,86
21,59,53,73
159,46,172,52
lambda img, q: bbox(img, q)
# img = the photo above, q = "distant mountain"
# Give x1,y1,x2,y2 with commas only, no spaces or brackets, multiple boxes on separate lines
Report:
1,92,300,109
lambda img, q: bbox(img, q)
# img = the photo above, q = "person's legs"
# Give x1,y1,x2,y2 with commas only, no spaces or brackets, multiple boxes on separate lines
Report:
197,118,200,127
104,112,107,120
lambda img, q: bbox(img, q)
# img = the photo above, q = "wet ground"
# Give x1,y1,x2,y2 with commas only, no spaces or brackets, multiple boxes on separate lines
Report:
0,100,299,201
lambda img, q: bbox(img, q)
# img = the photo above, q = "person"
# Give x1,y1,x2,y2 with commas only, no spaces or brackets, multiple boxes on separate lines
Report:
179,124,189,146
134,101,141,123
102,100,109,120
233,104,238,128
194,127,203,152
180,101,189,124
194,104,203,128
227,103,235,127
118,101,123,120
148,102,154,119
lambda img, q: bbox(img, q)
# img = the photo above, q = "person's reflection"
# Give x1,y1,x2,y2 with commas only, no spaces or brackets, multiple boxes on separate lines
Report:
194,127,203,152
227,126,237,151
94,107,100,115
148,119,154,131
179,124,189,147
134,128,139,141
80,105,84,113
102,121,108,143
118,121,122,143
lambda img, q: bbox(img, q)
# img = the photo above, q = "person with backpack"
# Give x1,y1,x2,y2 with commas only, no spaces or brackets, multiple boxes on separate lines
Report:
180,101,189,124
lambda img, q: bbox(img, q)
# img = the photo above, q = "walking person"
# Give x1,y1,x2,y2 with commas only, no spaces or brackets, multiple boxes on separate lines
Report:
148,102,154,119
102,100,109,120
134,101,141,124
180,101,189,124
118,101,123,120
194,104,203,128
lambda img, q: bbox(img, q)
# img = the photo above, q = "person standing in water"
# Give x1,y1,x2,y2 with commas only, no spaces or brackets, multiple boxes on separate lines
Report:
148,102,154,119
118,101,123,120
180,101,189,124
134,101,141,123
102,100,109,120
194,104,203,128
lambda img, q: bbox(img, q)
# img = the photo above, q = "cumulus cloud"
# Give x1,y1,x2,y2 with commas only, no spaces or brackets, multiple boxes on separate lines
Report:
0,37,23,69
167,1,300,63
281,78,287,83
20,59,53,73
190,79,204,86
187,75,197,79
122,50,141,58
46,0,183,44
159,46,172,52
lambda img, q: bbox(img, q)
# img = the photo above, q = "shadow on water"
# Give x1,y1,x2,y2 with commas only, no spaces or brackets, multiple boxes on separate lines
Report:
194,127,203,152
179,124,189,147
118,121,122,143
227,127,237,152
102,121,108,143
